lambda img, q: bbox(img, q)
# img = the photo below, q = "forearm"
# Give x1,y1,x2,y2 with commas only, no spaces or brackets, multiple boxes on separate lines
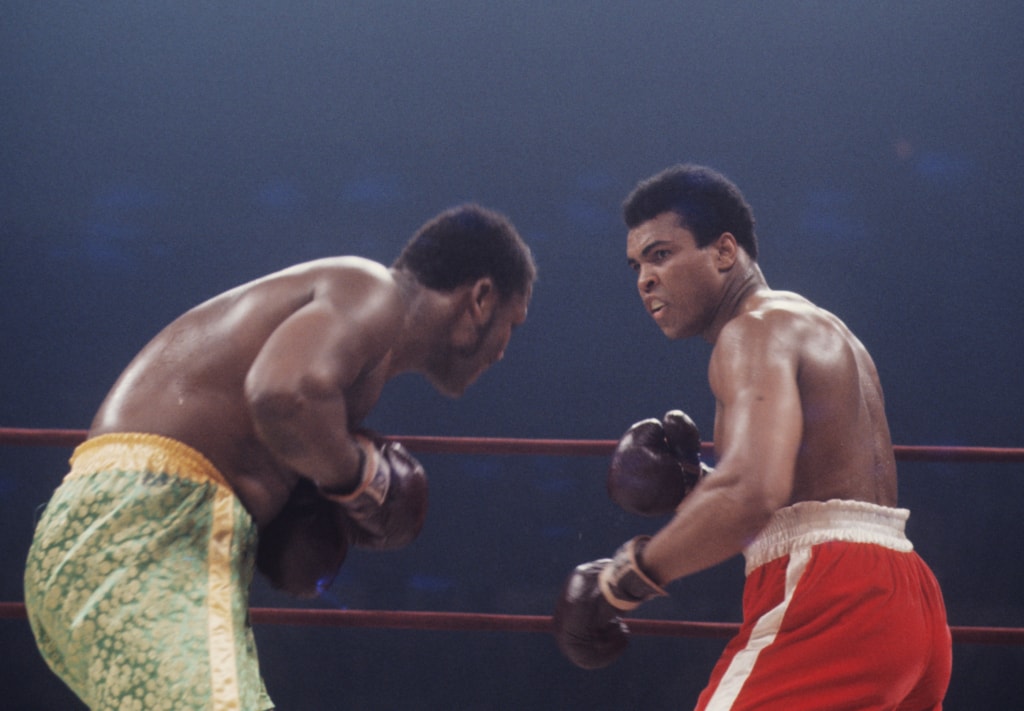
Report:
640,471,776,585
249,391,363,491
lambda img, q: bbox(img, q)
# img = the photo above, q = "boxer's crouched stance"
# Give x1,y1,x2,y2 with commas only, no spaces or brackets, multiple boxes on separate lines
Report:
22,203,533,708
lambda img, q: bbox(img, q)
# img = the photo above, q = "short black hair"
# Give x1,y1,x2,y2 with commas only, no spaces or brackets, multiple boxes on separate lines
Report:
393,204,536,298
622,164,758,259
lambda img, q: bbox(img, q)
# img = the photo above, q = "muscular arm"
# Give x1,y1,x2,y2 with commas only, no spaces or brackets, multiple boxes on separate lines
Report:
244,268,401,492
639,312,804,584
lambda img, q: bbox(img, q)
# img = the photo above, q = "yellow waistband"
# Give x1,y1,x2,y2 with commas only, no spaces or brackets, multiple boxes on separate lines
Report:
68,432,231,491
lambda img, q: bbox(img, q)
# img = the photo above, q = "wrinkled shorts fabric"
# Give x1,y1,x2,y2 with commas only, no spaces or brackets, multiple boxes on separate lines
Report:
24,433,274,710
696,499,951,711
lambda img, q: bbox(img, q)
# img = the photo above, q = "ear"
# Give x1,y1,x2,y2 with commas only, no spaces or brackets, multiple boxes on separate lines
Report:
712,232,740,270
468,277,498,326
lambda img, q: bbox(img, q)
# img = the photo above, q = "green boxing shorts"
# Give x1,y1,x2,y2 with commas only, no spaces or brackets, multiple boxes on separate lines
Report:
24,433,275,710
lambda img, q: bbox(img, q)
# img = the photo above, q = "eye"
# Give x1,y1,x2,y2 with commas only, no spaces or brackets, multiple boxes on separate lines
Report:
653,248,671,262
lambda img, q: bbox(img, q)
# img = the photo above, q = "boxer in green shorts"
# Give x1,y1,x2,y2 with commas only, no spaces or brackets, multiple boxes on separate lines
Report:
24,205,536,708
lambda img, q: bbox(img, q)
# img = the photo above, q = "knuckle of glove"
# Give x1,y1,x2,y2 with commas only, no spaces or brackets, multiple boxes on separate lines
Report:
624,418,665,447
662,409,702,464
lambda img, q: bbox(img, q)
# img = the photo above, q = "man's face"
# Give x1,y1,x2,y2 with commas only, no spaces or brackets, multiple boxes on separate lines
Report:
429,287,530,397
626,212,722,340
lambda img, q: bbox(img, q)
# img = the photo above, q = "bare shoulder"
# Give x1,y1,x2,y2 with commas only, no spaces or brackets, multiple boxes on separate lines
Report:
721,291,851,347
260,256,393,293
312,255,392,282
710,290,861,386
255,256,403,319
714,291,810,358
172,256,400,340
315,257,405,331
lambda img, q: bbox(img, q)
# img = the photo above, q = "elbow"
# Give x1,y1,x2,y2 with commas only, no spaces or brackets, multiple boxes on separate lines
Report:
245,363,322,429
710,467,787,538
247,378,302,422
736,488,778,537
250,390,300,422
246,382,305,453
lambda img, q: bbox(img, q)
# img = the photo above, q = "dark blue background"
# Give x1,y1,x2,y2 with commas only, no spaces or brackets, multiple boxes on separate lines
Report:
3,2,1022,708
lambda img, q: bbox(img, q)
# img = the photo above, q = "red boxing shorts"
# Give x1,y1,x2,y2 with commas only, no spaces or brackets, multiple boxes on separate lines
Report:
695,499,951,711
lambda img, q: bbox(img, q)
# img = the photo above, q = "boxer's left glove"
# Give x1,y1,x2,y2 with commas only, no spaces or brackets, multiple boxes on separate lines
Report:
320,433,428,550
553,536,666,669
257,480,349,598
607,410,708,516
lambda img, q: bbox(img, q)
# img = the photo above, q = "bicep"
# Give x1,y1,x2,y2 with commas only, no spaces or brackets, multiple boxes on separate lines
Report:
710,327,803,508
246,285,395,405
249,302,358,398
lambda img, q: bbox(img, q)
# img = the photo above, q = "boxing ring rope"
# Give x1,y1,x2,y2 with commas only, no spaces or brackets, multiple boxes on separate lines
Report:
4,426,1024,646
4,426,1024,462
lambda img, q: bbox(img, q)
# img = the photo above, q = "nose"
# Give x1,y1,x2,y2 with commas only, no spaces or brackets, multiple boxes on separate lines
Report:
637,265,656,293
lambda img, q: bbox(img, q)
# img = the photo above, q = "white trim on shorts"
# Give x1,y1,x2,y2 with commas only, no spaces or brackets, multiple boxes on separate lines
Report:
702,500,915,711
743,499,913,576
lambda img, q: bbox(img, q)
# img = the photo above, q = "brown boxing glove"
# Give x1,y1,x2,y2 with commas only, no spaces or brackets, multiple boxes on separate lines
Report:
553,537,667,669
257,479,349,598
607,410,707,517
322,434,429,550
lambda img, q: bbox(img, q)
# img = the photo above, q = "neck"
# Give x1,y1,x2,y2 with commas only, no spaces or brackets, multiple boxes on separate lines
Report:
385,269,465,379
702,261,767,344
384,270,433,377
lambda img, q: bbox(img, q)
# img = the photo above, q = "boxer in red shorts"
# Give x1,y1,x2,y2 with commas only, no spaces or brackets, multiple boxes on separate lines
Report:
553,164,951,709
695,500,950,709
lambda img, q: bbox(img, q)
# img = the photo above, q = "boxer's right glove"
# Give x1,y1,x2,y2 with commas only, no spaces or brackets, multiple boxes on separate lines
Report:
320,433,428,550
607,409,708,516
256,479,349,598
553,536,667,669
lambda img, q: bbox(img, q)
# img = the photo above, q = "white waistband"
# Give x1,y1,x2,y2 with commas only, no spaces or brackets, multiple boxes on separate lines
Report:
743,499,913,575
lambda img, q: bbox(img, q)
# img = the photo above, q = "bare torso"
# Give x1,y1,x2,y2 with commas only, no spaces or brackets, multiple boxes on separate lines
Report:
89,257,399,526
712,289,898,508
640,285,900,584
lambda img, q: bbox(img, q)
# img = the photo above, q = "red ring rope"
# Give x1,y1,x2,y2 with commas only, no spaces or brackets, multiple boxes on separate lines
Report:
3,426,1023,646
2,427,1024,462
0,602,1019,645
